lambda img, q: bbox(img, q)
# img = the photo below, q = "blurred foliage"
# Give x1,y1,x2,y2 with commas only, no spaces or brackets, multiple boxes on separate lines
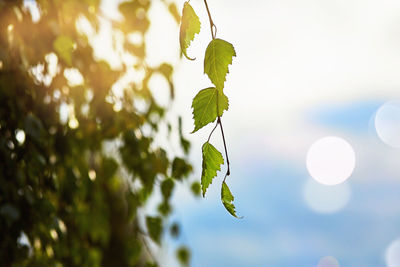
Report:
176,246,190,266
0,0,193,266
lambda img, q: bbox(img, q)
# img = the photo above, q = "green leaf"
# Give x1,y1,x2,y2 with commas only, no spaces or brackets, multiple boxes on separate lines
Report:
53,35,75,65
176,246,191,266
204,38,236,90
179,2,200,60
157,201,172,216
190,181,201,197
191,87,228,133
178,117,191,154
146,216,163,245
161,178,174,200
171,157,192,180
201,142,223,197
221,182,240,218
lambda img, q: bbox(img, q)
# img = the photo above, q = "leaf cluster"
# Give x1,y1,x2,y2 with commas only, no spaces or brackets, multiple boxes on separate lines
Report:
179,1,240,218
0,0,193,266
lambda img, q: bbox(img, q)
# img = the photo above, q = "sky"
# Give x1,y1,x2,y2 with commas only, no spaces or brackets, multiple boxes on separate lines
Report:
27,0,400,266
156,0,400,266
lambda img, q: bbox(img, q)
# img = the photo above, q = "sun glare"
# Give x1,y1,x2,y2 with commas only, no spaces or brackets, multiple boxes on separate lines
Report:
375,100,400,148
306,136,356,185
385,238,400,267
317,256,340,267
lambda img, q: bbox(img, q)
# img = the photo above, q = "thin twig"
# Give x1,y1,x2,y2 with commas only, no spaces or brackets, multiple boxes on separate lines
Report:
203,0,216,39
203,0,230,181
217,116,230,182
207,121,219,143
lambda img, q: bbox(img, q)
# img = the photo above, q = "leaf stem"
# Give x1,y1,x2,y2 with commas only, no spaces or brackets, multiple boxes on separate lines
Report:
217,116,230,182
203,0,217,39
207,121,219,143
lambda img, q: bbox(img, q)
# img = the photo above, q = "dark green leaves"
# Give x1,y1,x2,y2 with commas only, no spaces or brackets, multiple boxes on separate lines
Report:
171,157,193,180
204,38,236,90
201,142,223,197
161,179,174,200
146,216,163,245
179,2,200,60
176,246,191,266
221,182,240,218
24,114,44,141
190,181,201,196
191,87,228,133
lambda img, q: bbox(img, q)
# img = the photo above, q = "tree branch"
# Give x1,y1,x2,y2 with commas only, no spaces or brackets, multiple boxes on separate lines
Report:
203,0,230,181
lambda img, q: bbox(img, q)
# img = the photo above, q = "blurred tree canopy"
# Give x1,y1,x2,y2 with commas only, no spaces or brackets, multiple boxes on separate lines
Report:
0,0,196,266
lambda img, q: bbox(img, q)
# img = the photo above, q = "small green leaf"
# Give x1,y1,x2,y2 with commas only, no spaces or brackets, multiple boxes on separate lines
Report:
179,2,200,60
161,178,174,200
191,87,228,133
221,182,240,218
176,246,191,266
204,38,236,90
201,142,224,197
190,181,201,197
53,35,75,65
146,216,163,244
171,157,192,180
157,202,172,216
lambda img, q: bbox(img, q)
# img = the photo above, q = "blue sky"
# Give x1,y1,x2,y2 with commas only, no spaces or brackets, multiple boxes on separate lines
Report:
167,101,400,267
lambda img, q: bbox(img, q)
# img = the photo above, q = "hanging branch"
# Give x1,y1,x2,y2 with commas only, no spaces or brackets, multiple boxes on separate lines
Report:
179,0,240,217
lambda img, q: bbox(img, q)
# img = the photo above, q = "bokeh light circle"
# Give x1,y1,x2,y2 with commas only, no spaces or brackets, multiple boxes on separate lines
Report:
375,101,400,148
385,238,400,267
317,256,340,267
303,178,351,214
306,136,356,185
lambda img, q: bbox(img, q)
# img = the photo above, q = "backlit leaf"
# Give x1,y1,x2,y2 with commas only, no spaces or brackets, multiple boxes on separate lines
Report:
179,2,200,60
53,35,75,65
204,38,236,90
201,142,224,197
221,182,240,218
191,87,228,133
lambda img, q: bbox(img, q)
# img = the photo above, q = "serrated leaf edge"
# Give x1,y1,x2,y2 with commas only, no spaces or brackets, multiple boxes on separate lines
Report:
191,87,229,133
221,181,242,218
201,142,224,197
204,38,236,90
179,1,201,61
